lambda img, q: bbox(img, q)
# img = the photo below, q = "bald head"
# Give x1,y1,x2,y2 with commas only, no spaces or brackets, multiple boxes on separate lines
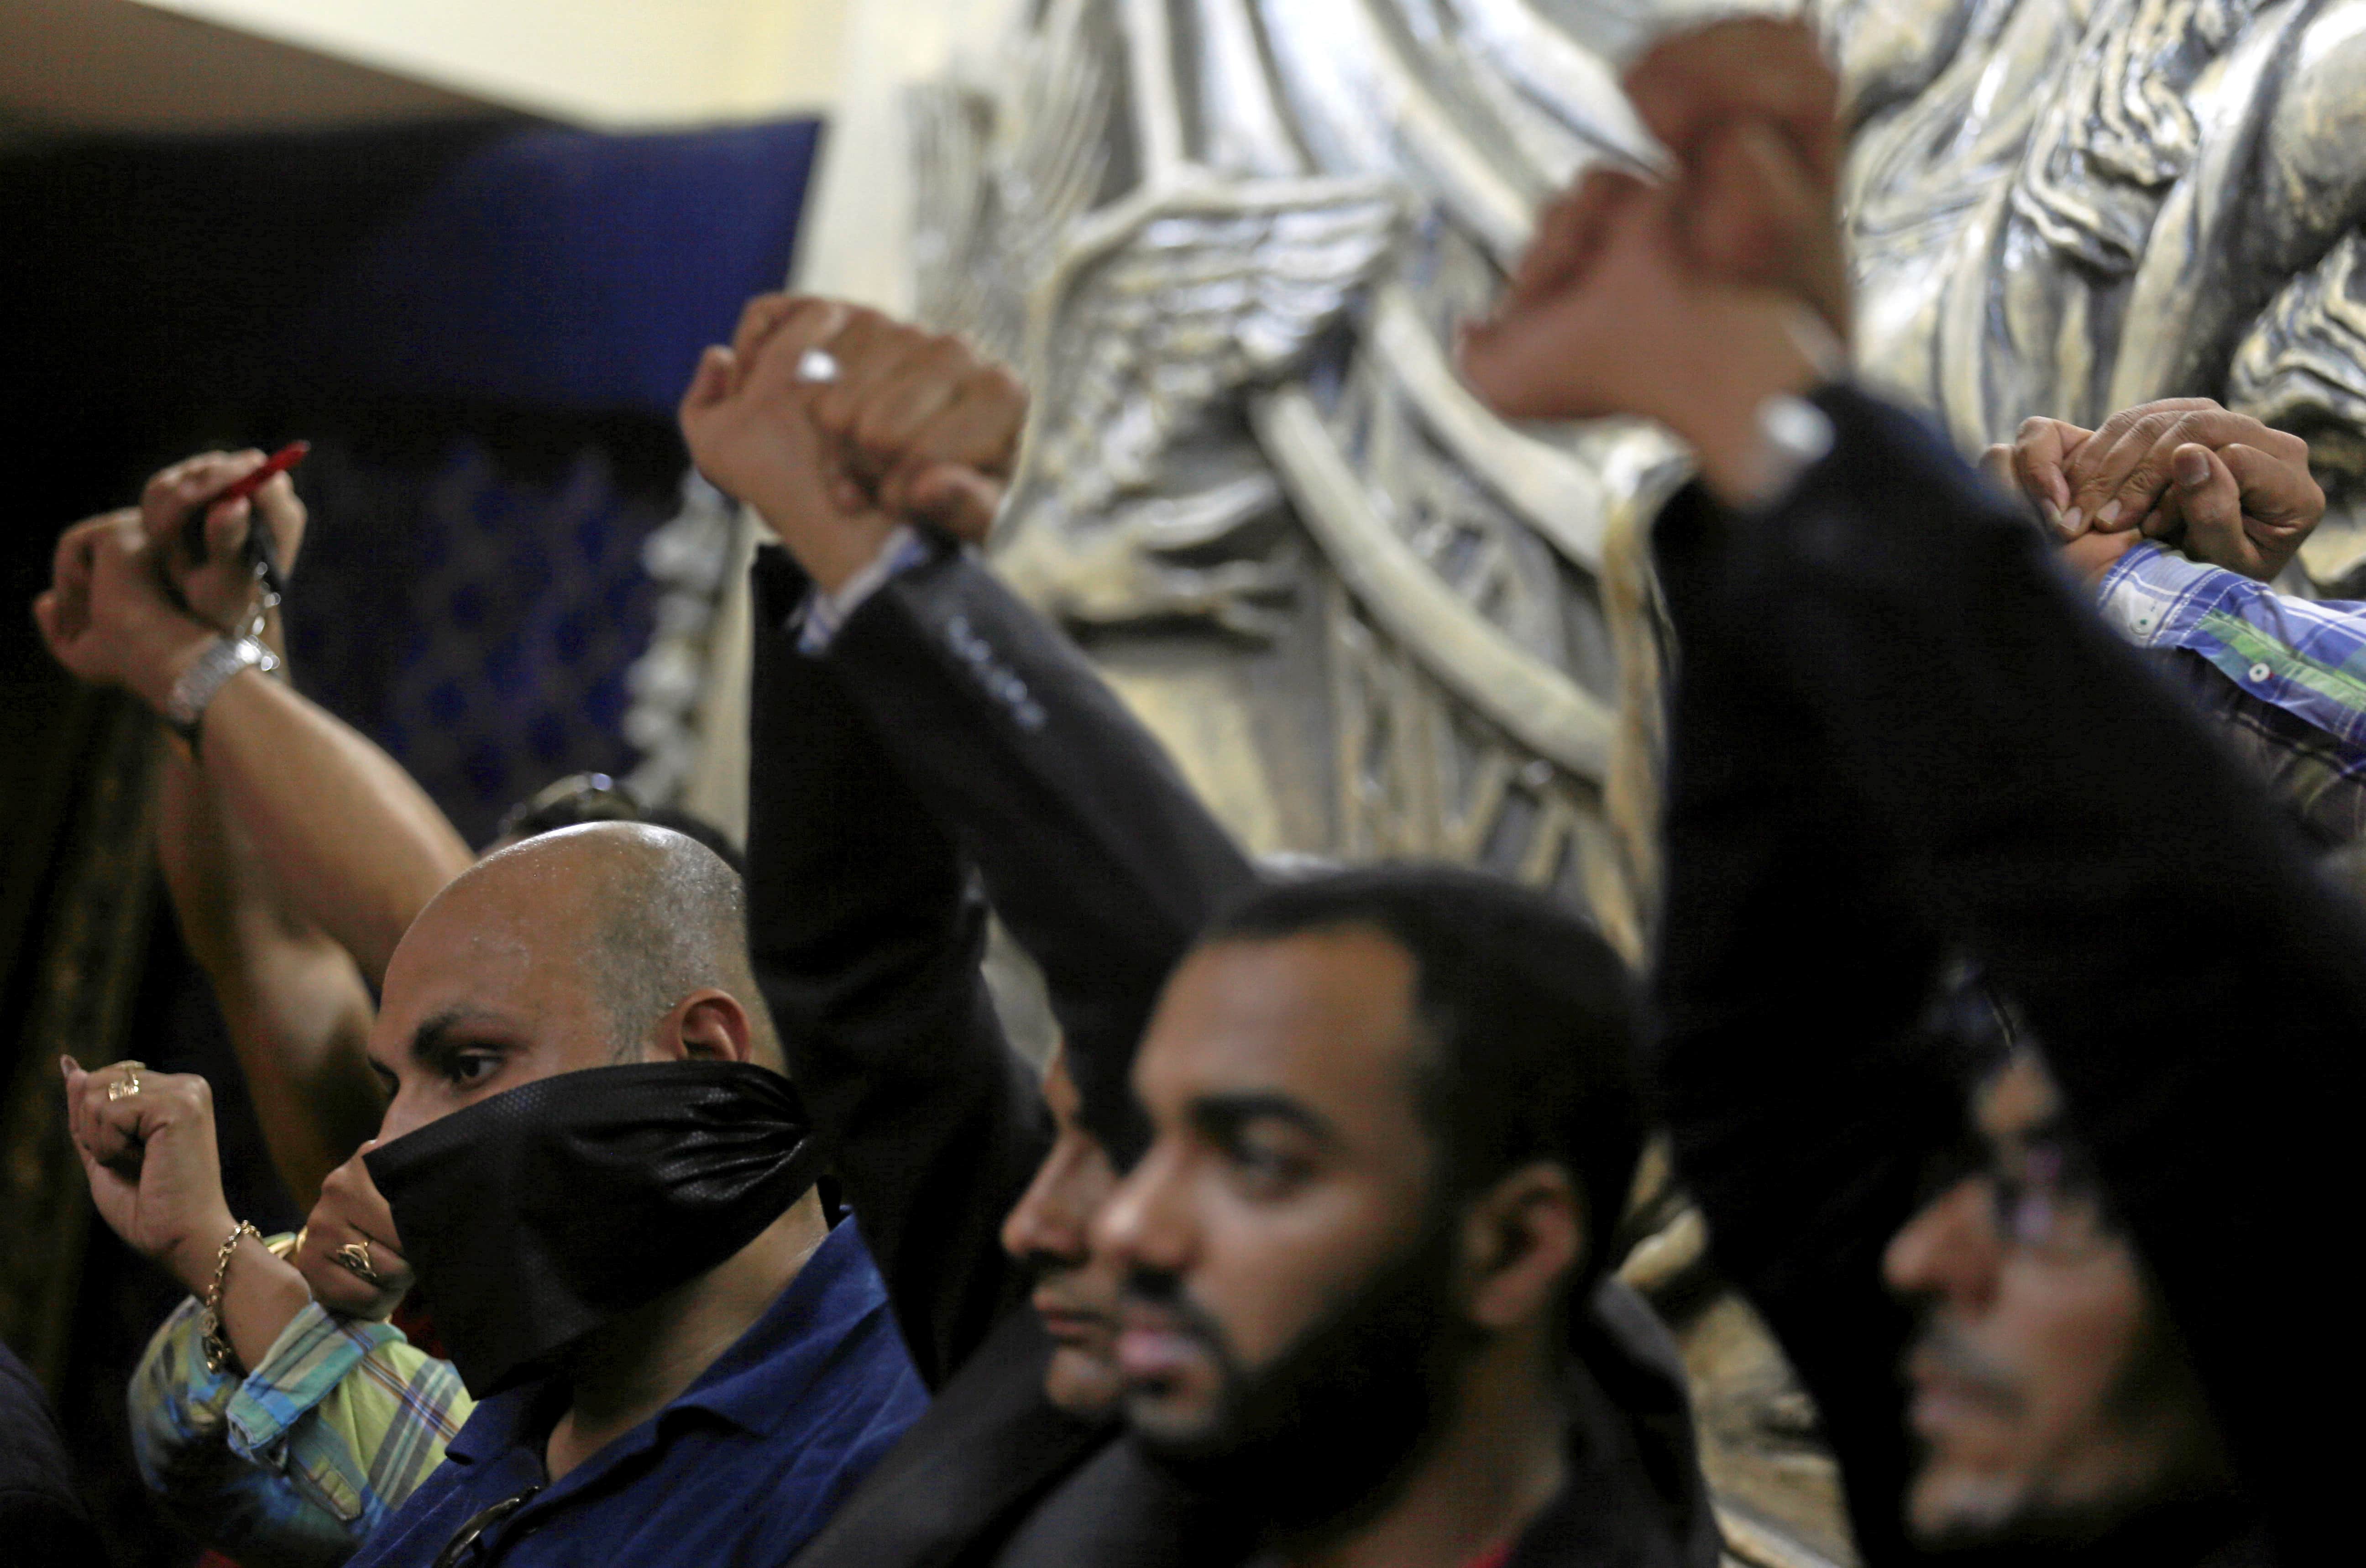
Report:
515,823,770,1061
372,823,780,1140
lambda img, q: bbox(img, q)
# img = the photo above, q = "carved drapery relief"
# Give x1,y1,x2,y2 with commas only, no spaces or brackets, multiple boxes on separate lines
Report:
1835,0,2366,585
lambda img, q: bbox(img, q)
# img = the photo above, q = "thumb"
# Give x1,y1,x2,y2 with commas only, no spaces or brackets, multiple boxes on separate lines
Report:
1693,119,1847,340
895,464,1005,546
2161,443,2241,559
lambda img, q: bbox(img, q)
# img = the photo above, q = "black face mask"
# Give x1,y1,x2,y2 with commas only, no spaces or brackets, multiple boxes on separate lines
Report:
366,1061,823,1398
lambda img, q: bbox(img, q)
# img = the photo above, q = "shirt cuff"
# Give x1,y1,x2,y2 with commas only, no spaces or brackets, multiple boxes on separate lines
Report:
2091,541,2235,647
796,526,933,656
224,1302,408,1463
130,1296,242,1464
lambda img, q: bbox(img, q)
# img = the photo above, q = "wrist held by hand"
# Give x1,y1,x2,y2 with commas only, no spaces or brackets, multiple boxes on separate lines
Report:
157,634,279,747
199,1219,262,1372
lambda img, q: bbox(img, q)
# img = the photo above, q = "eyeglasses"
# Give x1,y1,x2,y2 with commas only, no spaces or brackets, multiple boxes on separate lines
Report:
1981,1143,2112,1256
1921,1129,2115,1258
430,1485,543,1568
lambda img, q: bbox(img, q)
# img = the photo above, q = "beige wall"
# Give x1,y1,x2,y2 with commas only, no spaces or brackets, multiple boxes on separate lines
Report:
140,0,851,125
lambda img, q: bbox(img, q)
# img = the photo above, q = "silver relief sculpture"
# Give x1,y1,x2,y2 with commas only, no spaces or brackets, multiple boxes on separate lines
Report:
907,0,1696,963
1832,0,2366,586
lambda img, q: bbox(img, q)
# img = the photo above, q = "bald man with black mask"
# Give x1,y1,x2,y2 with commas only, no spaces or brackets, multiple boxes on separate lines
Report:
68,824,927,1568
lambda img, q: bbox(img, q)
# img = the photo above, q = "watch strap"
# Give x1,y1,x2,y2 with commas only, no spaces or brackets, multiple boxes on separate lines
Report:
163,636,277,746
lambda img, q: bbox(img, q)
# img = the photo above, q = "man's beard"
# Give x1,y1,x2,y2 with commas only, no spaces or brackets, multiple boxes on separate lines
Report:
1908,1300,2240,1558
1129,1213,1478,1548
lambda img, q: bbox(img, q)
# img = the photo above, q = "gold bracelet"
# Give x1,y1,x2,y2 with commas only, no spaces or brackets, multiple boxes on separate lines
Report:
199,1221,262,1374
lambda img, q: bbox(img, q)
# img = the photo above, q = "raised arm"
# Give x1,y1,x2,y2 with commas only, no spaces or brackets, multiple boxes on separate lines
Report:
1459,59,2366,1545
1730,395,2366,1563
694,300,1260,1159
1646,482,1965,1568
37,462,468,1201
125,455,473,990
741,544,1046,1387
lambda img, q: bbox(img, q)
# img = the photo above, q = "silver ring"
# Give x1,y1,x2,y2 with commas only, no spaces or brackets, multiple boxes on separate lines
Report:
795,348,840,385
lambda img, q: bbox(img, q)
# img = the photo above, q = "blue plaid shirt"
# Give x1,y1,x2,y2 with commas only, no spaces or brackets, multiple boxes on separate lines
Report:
2095,542,2366,841
128,1244,470,1568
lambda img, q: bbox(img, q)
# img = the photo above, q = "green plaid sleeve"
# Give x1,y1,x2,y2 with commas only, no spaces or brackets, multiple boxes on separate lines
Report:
226,1295,471,1533
126,1235,472,1565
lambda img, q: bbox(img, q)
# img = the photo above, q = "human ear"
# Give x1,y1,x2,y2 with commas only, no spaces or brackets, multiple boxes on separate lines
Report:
659,989,754,1064
1460,1162,1585,1332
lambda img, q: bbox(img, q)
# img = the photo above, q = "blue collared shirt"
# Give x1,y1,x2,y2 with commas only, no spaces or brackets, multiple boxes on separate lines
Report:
346,1220,926,1568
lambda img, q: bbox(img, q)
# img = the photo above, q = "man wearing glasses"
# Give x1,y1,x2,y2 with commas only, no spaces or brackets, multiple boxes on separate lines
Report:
1457,18,2365,1568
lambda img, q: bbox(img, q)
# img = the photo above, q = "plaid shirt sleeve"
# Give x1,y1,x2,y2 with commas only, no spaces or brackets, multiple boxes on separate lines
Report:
128,1242,471,1567
2095,543,2366,750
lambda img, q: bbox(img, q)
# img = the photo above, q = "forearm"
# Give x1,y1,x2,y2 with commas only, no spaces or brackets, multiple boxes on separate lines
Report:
1740,390,2366,1056
2095,540,2366,749
829,549,1260,1154
132,1281,466,1563
157,755,383,1204
1649,482,1957,1565
746,546,1046,1383
157,1226,317,1380
186,669,473,986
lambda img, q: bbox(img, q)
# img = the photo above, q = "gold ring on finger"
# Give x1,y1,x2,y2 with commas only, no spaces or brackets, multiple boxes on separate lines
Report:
108,1070,143,1101
332,1240,383,1286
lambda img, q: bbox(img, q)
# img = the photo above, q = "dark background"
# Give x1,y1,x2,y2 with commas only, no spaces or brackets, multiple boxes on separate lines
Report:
0,113,818,1565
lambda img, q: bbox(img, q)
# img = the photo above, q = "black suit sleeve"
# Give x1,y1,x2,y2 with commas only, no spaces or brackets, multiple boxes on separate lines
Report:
744,545,1049,1389
822,546,1260,1161
1682,386,2366,1564
1649,482,1964,1568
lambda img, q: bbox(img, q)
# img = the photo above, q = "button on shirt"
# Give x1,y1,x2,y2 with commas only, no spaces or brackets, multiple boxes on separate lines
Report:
346,1220,926,1568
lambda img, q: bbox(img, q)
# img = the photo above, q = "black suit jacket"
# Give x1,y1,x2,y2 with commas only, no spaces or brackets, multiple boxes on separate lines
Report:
1650,387,2366,1568
749,543,1252,1568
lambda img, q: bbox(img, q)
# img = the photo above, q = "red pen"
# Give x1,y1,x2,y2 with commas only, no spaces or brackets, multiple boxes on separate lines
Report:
214,440,310,507
183,440,309,598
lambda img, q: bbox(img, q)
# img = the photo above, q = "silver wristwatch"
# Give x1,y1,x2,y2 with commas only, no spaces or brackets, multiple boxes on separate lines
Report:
162,636,279,746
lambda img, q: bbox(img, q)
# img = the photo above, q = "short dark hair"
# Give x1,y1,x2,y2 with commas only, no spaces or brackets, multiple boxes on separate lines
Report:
1205,863,1645,1287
